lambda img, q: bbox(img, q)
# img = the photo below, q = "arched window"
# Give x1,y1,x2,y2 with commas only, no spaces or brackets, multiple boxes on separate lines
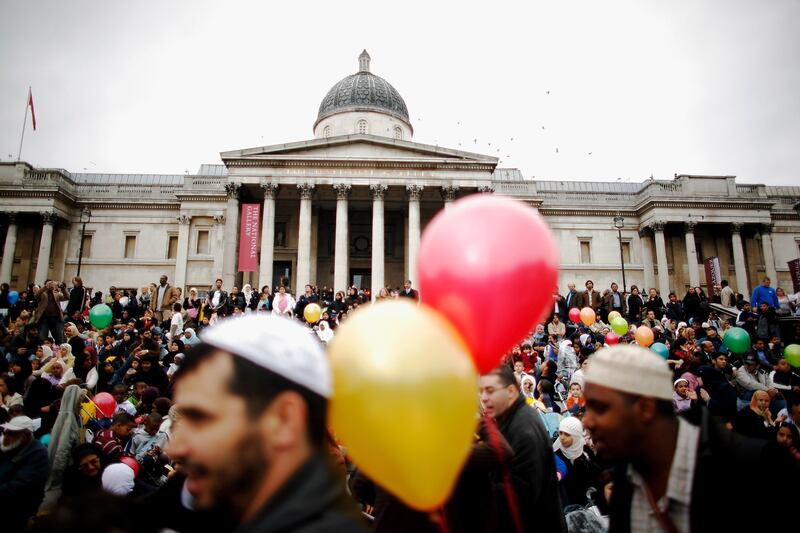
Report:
357,119,368,135
394,126,403,140
323,125,331,138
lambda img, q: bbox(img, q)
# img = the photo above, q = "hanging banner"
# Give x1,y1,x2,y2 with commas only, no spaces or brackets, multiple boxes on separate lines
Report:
238,204,260,272
704,256,722,295
789,258,800,293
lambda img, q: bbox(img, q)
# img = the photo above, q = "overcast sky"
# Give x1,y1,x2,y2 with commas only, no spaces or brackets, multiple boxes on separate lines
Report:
1,0,798,184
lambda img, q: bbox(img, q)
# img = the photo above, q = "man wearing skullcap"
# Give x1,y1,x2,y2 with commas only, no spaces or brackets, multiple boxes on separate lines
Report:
583,344,798,532
169,314,365,532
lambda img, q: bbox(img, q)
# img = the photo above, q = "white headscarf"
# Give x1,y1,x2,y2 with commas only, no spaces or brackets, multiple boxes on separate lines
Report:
316,321,334,343
552,416,585,461
243,284,253,305
102,463,135,495
520,374,537,399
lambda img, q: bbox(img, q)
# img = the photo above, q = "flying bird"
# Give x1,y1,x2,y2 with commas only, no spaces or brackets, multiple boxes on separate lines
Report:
546,91,550,95
555,148,559,153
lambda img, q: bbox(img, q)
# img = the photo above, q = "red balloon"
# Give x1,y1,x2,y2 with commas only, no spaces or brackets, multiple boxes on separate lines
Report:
94,392,117,419
605,332,619,345
418,195,559,373
119,456,140,477
568,308,581,323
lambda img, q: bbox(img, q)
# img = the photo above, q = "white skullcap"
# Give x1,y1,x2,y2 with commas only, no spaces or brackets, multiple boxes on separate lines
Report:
200,314,331,398
102,463,135,496
584,344,673,401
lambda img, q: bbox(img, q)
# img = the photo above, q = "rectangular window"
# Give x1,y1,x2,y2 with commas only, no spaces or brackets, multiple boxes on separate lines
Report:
579,240,592,264
124,235,136,259
275,222,287,248
196,230,210,254
81,235,93,258
622,241,631,264
167,236,178,259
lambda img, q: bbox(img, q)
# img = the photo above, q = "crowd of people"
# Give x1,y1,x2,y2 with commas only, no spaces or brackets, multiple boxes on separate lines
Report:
1,271,799,532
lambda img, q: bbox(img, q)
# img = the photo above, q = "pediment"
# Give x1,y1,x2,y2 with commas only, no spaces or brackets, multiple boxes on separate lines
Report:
220,134,498,165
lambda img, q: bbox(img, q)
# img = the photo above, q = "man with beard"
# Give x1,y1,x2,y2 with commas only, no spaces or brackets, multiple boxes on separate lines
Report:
0,415,49,531
583,344,799,532
169,314,365,532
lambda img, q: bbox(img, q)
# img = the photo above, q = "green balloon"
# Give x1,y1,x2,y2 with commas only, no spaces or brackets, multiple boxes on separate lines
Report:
611,316,629,336
651,342,669,360
785,344,800,368
89,304,113,329
723,327,750,354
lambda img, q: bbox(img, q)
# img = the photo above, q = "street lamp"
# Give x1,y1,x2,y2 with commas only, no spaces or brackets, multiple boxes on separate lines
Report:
613,214,627,294
77,207,91,276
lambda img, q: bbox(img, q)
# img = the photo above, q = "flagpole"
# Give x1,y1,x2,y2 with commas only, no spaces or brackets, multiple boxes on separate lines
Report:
17,87,30,162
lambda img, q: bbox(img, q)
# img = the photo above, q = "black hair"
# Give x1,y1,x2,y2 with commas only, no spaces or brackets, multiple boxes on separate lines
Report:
486,364,517,389
111,412,135,426
176,342,327,448
721,280,728,287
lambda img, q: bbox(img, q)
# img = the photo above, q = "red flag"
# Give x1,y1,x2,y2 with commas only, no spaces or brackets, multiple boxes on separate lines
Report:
28,88,36,131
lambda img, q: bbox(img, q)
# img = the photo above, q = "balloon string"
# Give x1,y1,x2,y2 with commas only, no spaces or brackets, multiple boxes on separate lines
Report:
484,416,524,533
432,507,450,533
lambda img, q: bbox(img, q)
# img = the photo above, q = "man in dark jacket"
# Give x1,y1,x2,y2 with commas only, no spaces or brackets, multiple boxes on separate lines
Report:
170,315,365,532
0,415,50,531
479,365,564,533
583,344,798,532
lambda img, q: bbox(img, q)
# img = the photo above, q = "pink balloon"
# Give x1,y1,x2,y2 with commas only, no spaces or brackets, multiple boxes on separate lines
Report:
568,308,581,323
418,195,559,373
605,332,619,345
94,392,117,419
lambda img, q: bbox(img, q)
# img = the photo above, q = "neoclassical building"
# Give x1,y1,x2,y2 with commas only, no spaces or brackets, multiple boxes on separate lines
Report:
1,51,799,300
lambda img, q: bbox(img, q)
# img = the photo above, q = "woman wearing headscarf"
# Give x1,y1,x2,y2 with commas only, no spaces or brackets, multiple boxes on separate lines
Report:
242,284,258,312
39,384,84,513
644,287,665,320
682,287,703,325
520,374,537,405
552,417,602,507
182,328,201,347
271,285,296,318
0,375,23,411
183,287,202,325
625,285,645,323
316,321,334,344
672,378,695,413
733,390,775,440
42,343,75,375
102,463,135,496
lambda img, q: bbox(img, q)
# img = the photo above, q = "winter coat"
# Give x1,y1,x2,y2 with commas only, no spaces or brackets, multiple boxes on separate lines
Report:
0,437,49,531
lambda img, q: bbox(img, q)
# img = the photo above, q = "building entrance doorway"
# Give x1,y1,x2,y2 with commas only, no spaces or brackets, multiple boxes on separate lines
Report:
350,268,371,291
273,261,292,291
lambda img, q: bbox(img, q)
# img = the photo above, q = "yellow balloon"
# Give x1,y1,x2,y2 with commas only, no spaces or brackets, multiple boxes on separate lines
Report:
328,300,478,511
608,310,622,322
579,307,596,326
303,302,322,323
635,325,655,347
80,400,96,426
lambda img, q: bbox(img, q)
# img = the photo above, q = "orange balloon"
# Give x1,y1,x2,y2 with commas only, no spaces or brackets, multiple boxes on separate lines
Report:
579,307,596,326
635,325,654,347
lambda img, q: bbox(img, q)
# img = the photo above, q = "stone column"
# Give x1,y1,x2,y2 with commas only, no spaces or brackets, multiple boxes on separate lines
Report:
731,223,749,299
174,215,191,292
222,183,241,289
370,184,387,299
760,223,778,283
333,184,351,293
638,227,655,292
34,212,57,283
212,214,226,281
406,185,423,284
1,213,18,284
259,183,279,290
652,222,670,297
684,221,701,288
441,185,459,209
295,184,315,296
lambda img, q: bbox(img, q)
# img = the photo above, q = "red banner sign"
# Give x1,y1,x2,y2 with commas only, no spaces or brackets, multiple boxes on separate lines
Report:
704,256,722,295
238,204,260,272
789,258,800,294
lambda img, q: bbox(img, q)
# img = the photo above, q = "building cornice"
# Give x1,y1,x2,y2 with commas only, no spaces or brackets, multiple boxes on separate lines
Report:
224,159,496,171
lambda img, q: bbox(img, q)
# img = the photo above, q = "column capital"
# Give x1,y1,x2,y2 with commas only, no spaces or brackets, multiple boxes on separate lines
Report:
369,183,388,200
261,183,279,200
477,184,495,194
760,222,773,234
406,184,424,201
224,182,241,199
731,222,744,234
650,221,666,232
637,226,651,238
684,221,697,232
333,183,352,200
177,215,191,225
5,212,18,224
41,211,58,225
213,214,226,225
297,183,315,200
441,185,460,202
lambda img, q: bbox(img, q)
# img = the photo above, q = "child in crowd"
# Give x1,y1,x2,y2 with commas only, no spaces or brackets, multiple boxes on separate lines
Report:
93,412,136,461
113,383,137,416
565,382,585,415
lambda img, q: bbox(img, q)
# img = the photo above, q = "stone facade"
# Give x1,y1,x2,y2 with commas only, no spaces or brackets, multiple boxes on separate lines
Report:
1,52,798,299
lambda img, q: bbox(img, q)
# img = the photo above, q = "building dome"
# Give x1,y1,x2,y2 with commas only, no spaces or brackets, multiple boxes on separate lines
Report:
315,50,410,127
